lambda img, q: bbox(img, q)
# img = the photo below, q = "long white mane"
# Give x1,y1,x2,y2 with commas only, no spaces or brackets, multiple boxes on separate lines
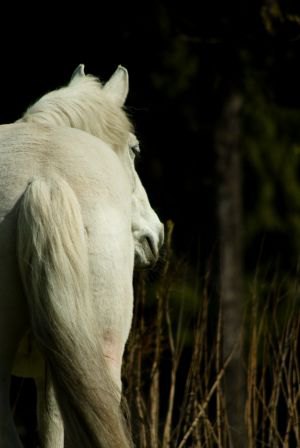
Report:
20,72,132,151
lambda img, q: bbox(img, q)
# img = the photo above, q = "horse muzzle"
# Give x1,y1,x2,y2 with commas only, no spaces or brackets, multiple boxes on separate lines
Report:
134,223,164,268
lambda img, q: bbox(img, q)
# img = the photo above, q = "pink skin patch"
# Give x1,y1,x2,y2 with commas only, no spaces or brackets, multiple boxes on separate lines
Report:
102,331,123,390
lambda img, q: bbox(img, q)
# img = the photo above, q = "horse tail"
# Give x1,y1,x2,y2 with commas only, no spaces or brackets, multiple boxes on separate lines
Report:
17,176,133,448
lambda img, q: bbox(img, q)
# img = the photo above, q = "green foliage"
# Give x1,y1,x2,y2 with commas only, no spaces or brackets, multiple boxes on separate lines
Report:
151,36,199,98
242,73,300,270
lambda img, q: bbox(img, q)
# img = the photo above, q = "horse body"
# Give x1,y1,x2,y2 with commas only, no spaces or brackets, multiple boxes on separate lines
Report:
0,66,163,447
1,123,134,377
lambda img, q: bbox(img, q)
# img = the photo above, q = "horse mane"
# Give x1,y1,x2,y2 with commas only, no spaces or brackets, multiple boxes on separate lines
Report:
20,74,133,151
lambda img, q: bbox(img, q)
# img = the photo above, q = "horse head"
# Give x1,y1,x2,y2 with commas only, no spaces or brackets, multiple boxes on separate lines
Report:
99,65,164,267
23,64,165,268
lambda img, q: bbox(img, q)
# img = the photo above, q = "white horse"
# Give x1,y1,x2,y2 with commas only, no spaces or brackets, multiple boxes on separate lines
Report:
0,64,164,448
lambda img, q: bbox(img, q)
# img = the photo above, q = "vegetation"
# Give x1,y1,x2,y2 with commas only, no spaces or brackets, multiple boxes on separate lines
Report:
124,222,300,447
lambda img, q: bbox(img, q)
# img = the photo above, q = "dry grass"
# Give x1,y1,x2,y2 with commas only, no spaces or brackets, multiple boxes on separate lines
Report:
123,222,300,447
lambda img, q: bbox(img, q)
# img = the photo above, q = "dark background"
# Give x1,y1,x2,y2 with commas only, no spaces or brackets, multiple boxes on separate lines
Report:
1,1,300,271
1,1,300,445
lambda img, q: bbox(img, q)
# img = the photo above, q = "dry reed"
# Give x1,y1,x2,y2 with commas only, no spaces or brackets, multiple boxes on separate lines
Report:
123,223,300,447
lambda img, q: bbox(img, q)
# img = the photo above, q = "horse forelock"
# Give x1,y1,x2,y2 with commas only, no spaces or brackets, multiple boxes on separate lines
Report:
20,75,133,151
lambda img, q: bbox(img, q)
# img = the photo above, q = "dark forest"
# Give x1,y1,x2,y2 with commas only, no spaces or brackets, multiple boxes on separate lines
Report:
1,1,300,447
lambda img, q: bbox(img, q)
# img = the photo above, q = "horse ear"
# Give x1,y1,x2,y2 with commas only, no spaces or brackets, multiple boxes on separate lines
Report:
70,64,85,82
103,65,129,106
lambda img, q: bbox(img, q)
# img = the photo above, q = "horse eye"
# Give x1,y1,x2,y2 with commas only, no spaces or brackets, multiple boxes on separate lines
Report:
130,144,140,157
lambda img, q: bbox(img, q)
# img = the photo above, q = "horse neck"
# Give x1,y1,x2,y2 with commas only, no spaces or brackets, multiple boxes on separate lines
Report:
20,91,132,152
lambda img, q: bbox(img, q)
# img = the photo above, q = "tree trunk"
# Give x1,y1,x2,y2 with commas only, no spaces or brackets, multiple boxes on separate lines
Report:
215,91,247,447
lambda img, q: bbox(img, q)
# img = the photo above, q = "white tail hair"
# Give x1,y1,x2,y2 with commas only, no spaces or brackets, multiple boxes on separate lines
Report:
17,175,133,448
